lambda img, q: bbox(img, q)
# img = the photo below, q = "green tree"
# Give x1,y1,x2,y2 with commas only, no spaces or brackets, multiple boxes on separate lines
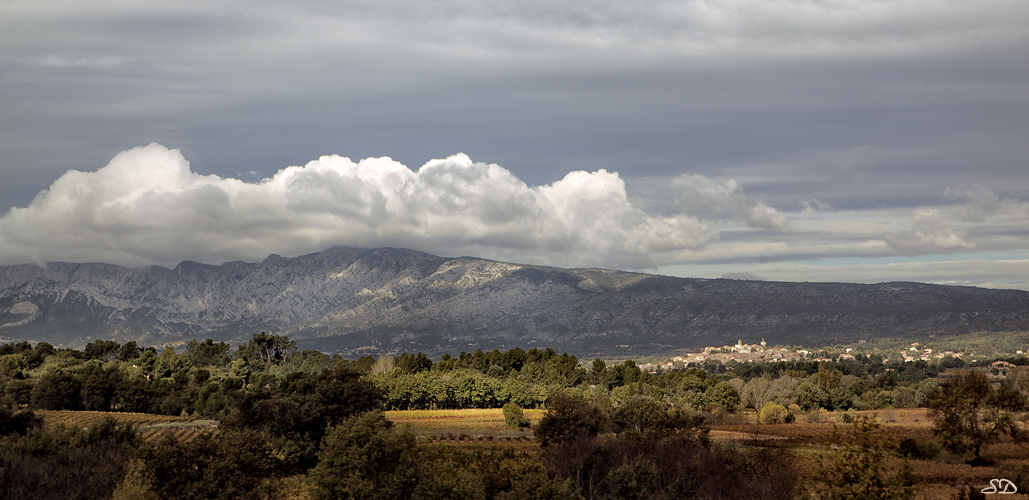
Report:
30,370,82,410
0,353,27,379
605,456,658,500
611,395,672,437
927,370,1027,464
591,358,608,385
607,360,643,389
610,381,665,406
220,364,383,471
28,342,57,369
495,474,580,500
308,412,421,500
78,361,124,411
395,352,433,374
153,347,184,378
535,392,608,448
116,341,143,362
83,340,121,361
703,381,741,412
185,339,232,367
234,332,297,366
796,382,831,411
810,415,914,500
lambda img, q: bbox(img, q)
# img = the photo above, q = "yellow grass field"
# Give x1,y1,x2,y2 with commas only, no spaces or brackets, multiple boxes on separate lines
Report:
385,408,545,439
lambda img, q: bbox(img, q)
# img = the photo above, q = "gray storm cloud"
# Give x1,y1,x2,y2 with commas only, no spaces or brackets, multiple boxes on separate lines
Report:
882,208,974,254
881,184,1026,255
943,184,1003,222
0,143,783,269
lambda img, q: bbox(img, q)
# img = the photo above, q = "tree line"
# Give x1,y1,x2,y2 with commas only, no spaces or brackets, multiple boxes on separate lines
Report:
2,334,1029,499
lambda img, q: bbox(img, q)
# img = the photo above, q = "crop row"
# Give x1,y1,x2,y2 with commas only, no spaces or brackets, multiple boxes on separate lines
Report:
35,410,216,442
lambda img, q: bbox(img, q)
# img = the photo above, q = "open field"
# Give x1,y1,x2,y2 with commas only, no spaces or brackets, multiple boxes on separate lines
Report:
385,408,545,439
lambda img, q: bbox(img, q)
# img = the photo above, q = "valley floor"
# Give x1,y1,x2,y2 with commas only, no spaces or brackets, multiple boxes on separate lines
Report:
32,407,1029,499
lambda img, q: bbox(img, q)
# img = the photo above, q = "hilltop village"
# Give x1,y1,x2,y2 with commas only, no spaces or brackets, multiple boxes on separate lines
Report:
636,339,973,373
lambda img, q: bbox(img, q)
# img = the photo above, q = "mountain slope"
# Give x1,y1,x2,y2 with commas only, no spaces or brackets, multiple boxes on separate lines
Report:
1,246,1027,356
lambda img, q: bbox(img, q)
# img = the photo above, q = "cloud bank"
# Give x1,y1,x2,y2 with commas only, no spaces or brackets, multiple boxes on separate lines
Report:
1,144,773,269
1,145,1026,292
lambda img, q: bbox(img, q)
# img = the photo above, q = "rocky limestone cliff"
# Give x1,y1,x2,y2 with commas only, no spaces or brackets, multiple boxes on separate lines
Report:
1,246,1027,357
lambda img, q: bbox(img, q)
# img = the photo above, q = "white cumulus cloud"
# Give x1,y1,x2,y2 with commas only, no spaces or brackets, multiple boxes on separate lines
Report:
0,143,727,269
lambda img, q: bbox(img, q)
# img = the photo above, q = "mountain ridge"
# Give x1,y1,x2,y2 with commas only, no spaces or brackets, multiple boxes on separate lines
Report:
1,246,1027,357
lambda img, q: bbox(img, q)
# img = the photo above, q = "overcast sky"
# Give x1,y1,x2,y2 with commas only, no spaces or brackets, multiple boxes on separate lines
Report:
1,0,1027,290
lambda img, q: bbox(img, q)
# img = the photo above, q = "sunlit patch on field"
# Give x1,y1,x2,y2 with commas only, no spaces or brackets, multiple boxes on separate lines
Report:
385,408,544,439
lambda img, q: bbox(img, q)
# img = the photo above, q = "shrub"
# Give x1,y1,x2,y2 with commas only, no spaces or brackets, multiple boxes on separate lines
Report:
142,428,280,500
897,437,940,460
535,393,608,448
495,474,580,500
805,408,823,424
1,417,140,500
110,459,159,500
544,433,795,500
809,415,914,500
503,402,530,429
759,402,793,424
953,485,988,500
0,407,42,436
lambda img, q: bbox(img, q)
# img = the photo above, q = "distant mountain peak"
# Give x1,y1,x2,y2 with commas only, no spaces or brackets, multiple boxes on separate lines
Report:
1,246,1027,357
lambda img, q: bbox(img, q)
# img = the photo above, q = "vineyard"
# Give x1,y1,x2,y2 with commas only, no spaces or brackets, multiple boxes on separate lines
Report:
34,408,545,443
36,410,218,442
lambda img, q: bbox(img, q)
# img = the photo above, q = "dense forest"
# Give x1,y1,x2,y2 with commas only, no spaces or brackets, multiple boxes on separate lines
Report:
1,334,1027,499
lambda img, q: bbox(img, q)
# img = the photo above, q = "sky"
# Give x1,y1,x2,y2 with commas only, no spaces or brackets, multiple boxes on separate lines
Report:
1,0,1027,290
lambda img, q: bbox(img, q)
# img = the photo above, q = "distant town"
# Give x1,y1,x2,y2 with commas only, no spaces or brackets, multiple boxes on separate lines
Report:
634,338,1015,374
